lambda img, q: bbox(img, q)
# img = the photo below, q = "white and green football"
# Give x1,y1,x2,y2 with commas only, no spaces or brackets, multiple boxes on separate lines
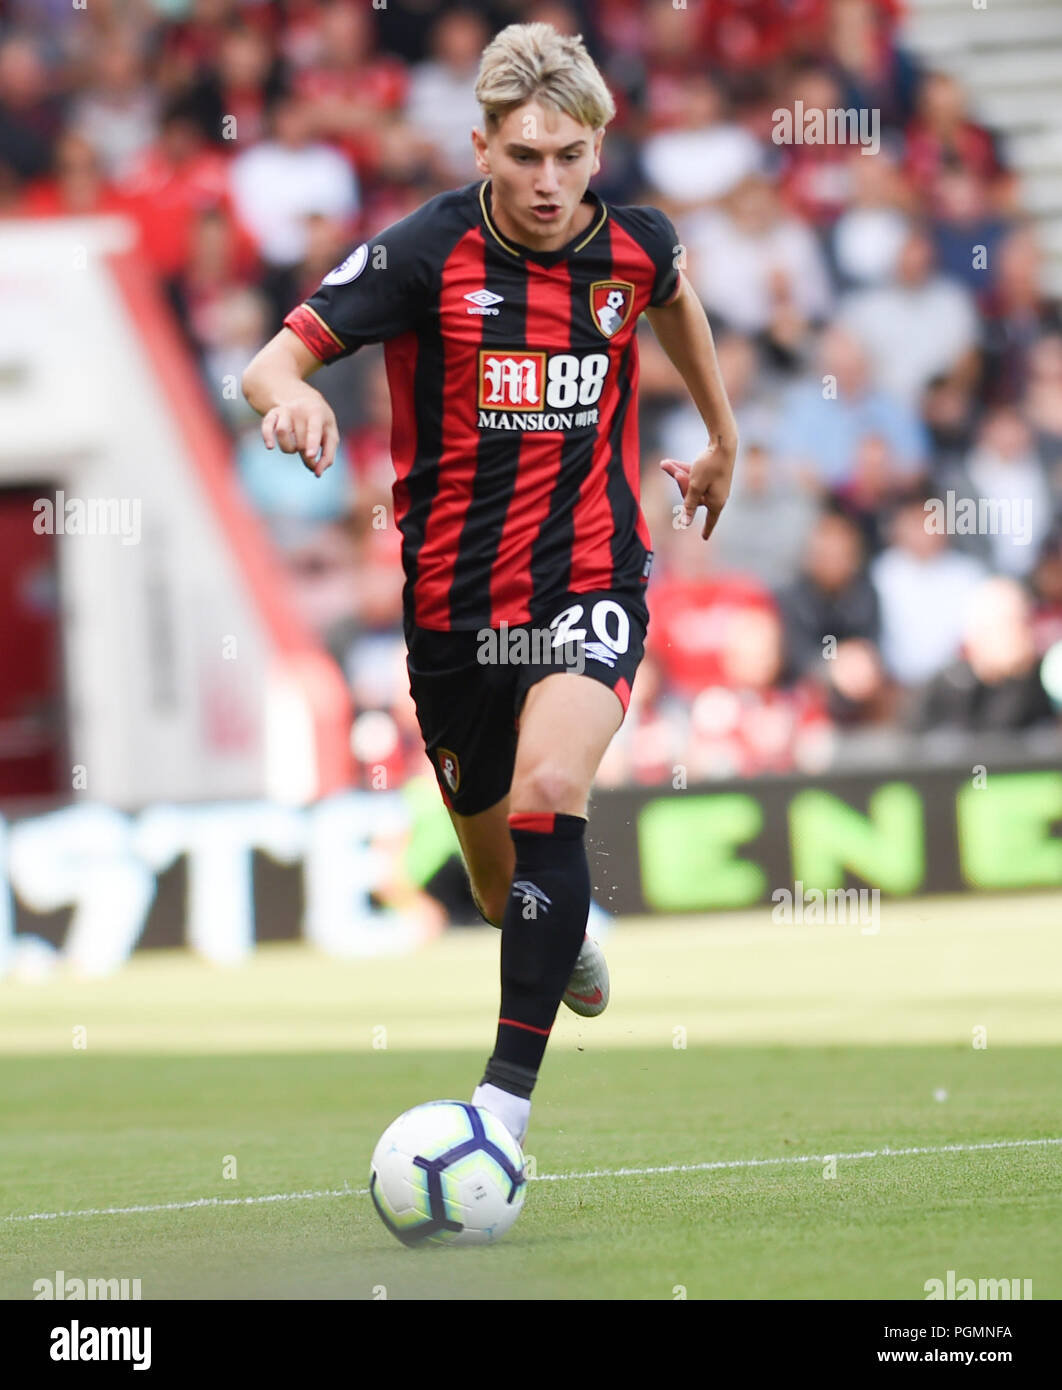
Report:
369,1100,527,1246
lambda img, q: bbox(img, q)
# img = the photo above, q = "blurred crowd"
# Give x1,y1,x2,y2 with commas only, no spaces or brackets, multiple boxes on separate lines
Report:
4,0,1062,787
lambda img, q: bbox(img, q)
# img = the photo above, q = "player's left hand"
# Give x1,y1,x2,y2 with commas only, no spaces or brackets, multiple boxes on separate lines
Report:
660,436,737,540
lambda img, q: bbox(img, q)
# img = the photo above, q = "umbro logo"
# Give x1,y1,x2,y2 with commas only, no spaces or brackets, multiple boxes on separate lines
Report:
583,641,618,668
465,289,504,316
512,880,552,912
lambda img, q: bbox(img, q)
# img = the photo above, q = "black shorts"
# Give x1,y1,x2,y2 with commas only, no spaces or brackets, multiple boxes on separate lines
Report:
405,588,649,817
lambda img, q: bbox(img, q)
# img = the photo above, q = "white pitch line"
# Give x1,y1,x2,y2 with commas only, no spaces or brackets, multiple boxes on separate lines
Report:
531,1136,1062,1182
2,1188,369,1224
4,1136,1059,1225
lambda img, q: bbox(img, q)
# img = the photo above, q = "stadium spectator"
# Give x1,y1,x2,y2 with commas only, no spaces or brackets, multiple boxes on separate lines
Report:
839,224,981,407
287,0,408,181
284,211,359,311
981,225,1062,405
771,324,928,490
405,8,491,184
0,34,61,183
200,285,273,435
67,34,157,180
680,172,833,341
236,422,354,533
779,508,890,725
343,355,398,497
157,0,254,97
775,64,865,229
709,441,818,590
637,0,714,134
941,407,1053,577
701,0,829,73
640,72,764,212
835,432,922,553
279,514,361,646
920,373,978,480
1023,333,1062,469
826,0,919,134
829,145,913,289
871,493,986,684
647,524,779,700
686,605,834,778
185,15,286,150
119,95,237,280
18,130,132,218
930,166,1009,305
170,205,260,359
904,70,1016,218
656,332,778,480
229,95,359,273
1029,531,1062,655
909,577,1056,733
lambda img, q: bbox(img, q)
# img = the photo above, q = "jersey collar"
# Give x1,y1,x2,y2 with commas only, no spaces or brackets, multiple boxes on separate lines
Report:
479,179,608,263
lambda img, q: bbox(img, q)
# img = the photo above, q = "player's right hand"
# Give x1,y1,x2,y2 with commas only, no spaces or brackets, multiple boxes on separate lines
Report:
661,437,736,540
261,390,340,478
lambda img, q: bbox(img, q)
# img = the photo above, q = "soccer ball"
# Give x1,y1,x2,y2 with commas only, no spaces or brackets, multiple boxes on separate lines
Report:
369,1100,527,1246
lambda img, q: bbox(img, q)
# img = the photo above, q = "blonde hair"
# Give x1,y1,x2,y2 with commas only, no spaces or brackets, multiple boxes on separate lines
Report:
475,22,616,133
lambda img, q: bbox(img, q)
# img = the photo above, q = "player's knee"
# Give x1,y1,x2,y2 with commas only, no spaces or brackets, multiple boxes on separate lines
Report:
510,761,586,816
472,882,507,927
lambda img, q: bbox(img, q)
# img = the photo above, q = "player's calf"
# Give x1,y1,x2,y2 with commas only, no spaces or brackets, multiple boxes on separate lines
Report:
471,872,611,1021
475,810,591,1141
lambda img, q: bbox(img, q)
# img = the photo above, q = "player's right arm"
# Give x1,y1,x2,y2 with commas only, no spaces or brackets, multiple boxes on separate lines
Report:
241,327,340,479
243,197,442,477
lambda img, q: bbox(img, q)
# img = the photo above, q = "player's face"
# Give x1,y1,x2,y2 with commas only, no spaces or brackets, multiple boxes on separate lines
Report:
472,100,603,251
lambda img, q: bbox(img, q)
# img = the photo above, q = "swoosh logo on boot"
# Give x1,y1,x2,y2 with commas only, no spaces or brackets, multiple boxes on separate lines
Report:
566,987,603,1005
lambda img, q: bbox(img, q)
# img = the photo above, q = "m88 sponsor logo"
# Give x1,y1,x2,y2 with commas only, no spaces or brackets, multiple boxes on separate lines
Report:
477,350,610,431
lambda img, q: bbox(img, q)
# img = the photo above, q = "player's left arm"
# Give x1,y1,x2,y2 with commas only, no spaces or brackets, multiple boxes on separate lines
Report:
644,273,739,540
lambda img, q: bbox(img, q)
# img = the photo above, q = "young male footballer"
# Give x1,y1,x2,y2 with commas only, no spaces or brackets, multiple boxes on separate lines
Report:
242,22,738,1145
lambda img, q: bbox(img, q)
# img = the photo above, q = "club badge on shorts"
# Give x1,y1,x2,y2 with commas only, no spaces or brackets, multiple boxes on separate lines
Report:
437,748,460,794
590,280,635,339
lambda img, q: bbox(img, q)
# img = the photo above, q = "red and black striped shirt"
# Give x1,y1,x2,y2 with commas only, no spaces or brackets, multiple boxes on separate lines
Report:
283,179,682,631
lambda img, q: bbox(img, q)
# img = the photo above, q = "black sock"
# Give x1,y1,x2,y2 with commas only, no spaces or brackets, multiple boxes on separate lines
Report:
482,811,589,1095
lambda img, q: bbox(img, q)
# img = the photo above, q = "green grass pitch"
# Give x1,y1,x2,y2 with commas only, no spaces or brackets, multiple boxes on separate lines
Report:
2,892,1060,1300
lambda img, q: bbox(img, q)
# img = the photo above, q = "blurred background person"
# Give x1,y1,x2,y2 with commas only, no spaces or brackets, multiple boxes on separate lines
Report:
404,7,492,184
1023,333,1062,470
830,144,915,291
229,94,360,304
935,407,1053,578
779,508,891,726
686,604,833,779
640,71,764,214
909,577,1056,733
679,172,834,350
707,439,818,591
772,323,929,493
871,492,986,686
839,223,981,408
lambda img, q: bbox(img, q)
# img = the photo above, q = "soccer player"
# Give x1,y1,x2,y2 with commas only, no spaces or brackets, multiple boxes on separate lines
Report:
242,22,738,1145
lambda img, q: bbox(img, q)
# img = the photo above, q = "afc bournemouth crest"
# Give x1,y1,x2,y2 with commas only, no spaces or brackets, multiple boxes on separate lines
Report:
590,280,635,339
437,748,460,794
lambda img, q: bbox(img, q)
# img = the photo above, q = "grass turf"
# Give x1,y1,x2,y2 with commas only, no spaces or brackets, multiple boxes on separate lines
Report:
1,893,1060,1300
